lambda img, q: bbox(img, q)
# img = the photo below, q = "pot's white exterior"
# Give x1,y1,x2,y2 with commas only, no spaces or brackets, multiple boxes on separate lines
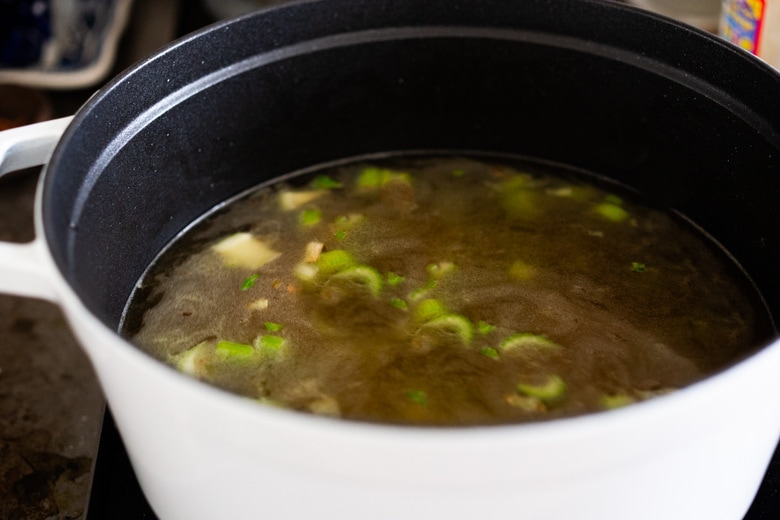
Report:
2,119,780,520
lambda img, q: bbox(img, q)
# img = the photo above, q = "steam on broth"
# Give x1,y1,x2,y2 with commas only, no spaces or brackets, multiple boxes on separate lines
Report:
122,155,773,426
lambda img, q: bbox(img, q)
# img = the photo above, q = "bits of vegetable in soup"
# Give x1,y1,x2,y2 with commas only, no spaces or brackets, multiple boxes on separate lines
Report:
123,156,772,426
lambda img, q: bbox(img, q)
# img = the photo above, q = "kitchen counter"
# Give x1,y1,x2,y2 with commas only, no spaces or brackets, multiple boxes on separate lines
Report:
0,1,212,518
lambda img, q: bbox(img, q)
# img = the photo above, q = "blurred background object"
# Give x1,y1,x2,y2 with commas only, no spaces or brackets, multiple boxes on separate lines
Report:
628,0,722,31
719,0,780,69
0,0,134,89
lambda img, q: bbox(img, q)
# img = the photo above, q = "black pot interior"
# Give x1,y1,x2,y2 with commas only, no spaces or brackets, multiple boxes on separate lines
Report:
43,0,780,341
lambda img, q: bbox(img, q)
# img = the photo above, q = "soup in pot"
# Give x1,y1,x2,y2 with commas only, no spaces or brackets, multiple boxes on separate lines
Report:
122,155,773,426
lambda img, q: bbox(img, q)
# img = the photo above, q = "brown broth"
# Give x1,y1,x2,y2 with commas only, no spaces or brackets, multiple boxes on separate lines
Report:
122,155,774,426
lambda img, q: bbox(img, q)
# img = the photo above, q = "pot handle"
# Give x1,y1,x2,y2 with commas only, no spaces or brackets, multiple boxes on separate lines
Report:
0,116,73,302
0,116,72,178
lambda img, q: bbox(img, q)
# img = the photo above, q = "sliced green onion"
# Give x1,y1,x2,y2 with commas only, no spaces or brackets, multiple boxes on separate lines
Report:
254,335,287,357
386,272,405,286
414,298,448,323
517,375,566,403
310,175,343,190
631,261,647,273
477,320,496,335
299,208,322,227
509,260,534,281
334,230,347,241
315,249,356,275
390,297,408,310
600,394,636,410
420,314,474,346
330,264,384,297
406,389,428,406
426,261,456,279
480,347,499,359
407,279,438,301
499,332,560,353
594,202,629,222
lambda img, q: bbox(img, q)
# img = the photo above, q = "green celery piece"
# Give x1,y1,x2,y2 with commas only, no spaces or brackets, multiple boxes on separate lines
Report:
215,340,254,360
315,250,356,276
264,322,283,332
420,314,474,346
516,375,566,403
499,332,560,353
330,264,384,297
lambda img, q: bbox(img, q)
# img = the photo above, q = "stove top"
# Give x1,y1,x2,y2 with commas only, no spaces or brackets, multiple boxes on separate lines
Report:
86,410,780,519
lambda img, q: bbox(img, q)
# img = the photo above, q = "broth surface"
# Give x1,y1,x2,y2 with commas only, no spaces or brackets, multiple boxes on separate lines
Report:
123,155,773,426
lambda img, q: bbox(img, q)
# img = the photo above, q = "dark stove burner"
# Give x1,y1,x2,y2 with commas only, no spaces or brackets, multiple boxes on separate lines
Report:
86,409,780,519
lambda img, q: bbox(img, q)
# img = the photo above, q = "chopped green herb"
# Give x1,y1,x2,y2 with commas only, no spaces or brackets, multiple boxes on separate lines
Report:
480,347,500,359
299,208,322,227
420,314,474,346
240,273,260,291
315,250,356,275
517,375,566,403
330,264,384,297
215,340,254,360
386,272,405,286
406,390,428,406
390,297,408,310
311,175,343,190
499,332,560,353
631,262,647,273
334,230,347,241
477,321,496,335
452,168,465,177
264,322,283,332
414,298,448,323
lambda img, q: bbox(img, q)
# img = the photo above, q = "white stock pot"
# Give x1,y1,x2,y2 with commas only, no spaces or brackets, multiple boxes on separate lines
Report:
1,1,779,518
